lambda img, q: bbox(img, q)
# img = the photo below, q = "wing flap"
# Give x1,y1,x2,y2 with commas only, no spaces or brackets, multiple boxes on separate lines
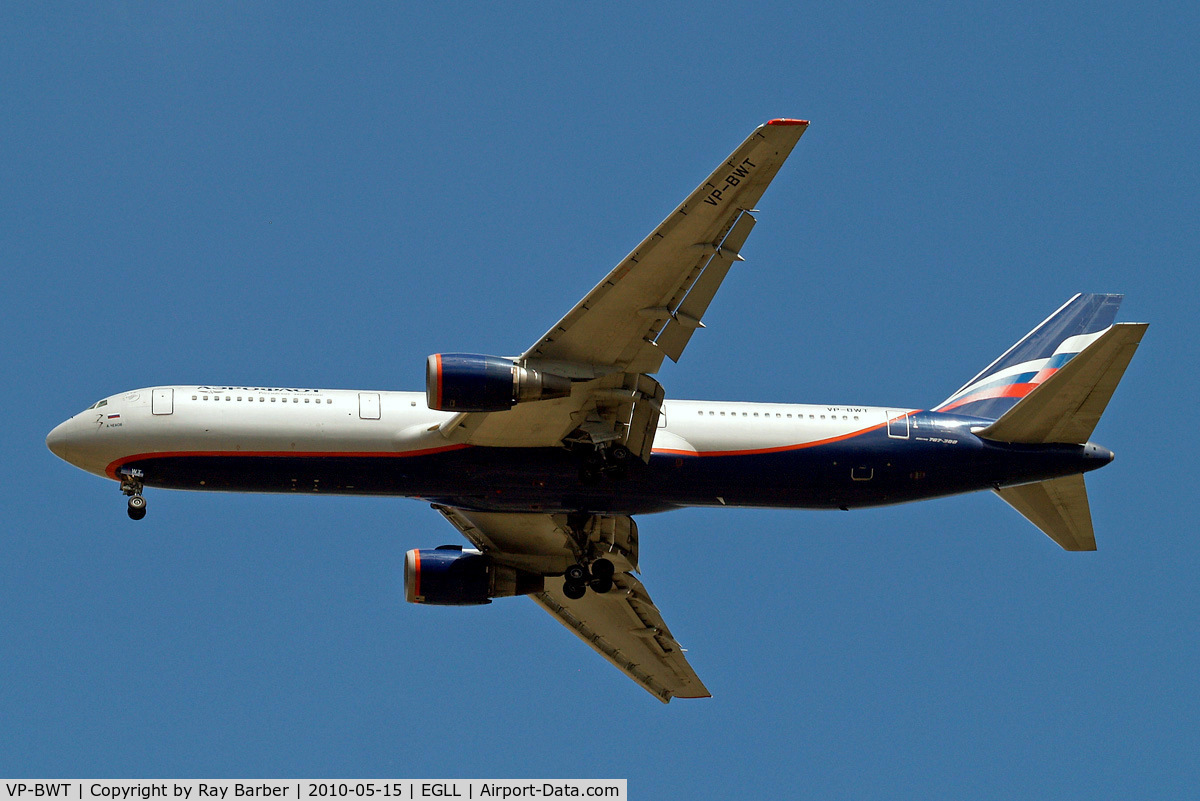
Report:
534,574,711,703
654,212,756,362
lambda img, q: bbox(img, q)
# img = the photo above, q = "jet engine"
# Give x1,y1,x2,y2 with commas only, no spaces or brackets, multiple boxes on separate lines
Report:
426,353,571,412
404,546,544,605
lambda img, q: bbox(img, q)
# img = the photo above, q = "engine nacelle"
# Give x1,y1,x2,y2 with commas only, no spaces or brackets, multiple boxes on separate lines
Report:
426,353,571,412
404,546,544,605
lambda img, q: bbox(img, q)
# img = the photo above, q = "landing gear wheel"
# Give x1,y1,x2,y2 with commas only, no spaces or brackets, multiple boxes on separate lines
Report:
609,445,631,462
590,558,614,581
588,577,613,594
563,581,586,600
127,495,147,520
564,563,588,584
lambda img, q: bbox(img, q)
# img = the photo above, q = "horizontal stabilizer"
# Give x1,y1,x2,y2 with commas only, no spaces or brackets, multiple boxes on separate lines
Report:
975,323,1147,444
994,474,1096,551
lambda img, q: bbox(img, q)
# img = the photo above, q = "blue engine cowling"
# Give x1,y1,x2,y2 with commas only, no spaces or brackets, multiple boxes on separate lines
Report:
426,353,571,412
404,546,544,605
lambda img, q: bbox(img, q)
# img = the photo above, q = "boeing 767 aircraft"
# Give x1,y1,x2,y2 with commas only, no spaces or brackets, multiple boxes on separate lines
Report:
47,120,1146,702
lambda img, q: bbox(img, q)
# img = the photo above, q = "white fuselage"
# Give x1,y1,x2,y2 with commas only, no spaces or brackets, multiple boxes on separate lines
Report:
47,385,912,483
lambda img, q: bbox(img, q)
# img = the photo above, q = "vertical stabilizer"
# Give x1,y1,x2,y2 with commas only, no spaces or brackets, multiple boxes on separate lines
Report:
974,323,1147,444
937,294,1123,420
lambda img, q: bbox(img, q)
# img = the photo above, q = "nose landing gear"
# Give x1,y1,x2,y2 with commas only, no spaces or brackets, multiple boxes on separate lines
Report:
119,468,147,520
127,494,147,520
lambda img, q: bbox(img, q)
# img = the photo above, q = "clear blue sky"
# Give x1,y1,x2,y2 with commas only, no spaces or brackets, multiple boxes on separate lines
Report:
3,2,1197,797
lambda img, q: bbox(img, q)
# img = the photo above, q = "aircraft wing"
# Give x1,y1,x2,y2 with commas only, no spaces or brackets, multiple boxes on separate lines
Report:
522,119,809,372
434,505,710,703
437,120,808,452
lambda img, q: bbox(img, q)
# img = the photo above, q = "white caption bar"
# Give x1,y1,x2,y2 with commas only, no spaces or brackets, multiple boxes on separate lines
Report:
1,783,626,801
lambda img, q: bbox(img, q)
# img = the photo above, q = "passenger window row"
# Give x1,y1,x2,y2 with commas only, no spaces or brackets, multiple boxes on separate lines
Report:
191,395,333,404
695,410,859,421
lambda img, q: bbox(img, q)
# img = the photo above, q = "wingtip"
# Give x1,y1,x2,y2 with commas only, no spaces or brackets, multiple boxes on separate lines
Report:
767,118,809,126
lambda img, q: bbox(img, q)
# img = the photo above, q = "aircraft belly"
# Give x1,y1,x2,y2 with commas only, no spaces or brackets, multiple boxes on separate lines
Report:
120,420,1102,514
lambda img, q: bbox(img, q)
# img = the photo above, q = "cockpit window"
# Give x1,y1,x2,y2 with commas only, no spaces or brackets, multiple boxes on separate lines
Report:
86,399,109,410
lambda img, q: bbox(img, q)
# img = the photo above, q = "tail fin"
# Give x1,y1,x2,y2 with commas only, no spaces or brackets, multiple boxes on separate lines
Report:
936,293,1124,420
975,322,1147,444
964,299,1148,552
995,475,1096,551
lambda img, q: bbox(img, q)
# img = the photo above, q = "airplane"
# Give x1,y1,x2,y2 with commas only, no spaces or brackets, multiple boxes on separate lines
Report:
46,119,1147,702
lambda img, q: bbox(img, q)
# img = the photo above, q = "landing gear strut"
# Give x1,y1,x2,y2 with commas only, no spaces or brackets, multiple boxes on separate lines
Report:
577,443,635,483
120,469,146,520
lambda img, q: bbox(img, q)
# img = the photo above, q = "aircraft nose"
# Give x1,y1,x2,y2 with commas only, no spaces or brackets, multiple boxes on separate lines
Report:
46,419,74,461
46,417,95,467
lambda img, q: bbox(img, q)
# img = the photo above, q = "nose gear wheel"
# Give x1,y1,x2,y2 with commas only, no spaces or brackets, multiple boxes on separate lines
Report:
119,468,146,520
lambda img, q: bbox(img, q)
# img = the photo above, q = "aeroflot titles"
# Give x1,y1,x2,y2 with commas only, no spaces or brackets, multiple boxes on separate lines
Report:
197,386,321,393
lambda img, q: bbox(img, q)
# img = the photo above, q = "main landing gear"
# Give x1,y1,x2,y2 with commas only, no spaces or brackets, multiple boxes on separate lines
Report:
562,557,615,600
120,469,146,520
577,443,634,483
